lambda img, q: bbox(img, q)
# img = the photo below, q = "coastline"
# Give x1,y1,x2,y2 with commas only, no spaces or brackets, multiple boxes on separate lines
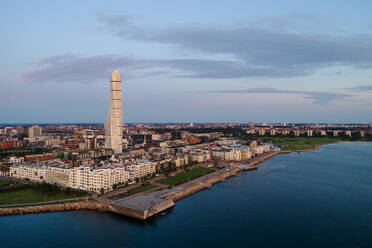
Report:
163,151,283,202
1,141,369,218
0,152,281,217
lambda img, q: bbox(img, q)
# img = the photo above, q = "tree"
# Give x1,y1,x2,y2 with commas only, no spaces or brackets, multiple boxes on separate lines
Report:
112,184,117,190
100,188,105,194
135,177,140,183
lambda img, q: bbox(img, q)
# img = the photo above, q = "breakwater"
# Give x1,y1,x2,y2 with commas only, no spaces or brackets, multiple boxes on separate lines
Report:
0,200,110,216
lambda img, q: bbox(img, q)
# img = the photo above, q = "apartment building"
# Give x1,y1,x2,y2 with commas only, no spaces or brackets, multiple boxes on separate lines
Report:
9,161,156,193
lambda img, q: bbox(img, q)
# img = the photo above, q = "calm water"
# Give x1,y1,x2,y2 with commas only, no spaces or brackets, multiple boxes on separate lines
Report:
1,142,372,248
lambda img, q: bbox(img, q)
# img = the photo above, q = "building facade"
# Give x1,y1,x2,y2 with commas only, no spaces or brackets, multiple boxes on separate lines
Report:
105,70,123,154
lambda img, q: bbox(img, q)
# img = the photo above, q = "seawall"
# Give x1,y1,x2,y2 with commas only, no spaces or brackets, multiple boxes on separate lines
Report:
166,151,282,202
0,200,110,216
167,168,242,202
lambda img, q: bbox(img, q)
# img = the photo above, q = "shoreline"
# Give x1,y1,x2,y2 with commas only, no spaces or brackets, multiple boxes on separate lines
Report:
0,152,280,217
1,141,369,218
161,151,283,202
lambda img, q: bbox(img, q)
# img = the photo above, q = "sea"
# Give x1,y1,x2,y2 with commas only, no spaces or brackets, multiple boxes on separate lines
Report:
1,142,372,248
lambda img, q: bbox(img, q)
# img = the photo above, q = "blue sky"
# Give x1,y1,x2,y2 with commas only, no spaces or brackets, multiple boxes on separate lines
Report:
1,0,372,123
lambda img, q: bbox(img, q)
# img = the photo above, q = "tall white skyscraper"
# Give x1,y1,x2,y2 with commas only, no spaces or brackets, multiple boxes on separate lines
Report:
105,70,123,153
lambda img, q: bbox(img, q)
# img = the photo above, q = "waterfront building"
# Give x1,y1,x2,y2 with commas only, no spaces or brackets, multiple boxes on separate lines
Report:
190,151,211,163
211,144,272,162
360,130,365,137
293,130,300,136
282,130,290,136
333,130,341,137
258,129,266,136
307,130,313,137
126,161,156,180
172,155,189,168
9,160,156,193
105,70,123,154
345,130,352,137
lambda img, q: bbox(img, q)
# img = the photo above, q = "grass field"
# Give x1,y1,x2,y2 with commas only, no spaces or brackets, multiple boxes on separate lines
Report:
0,180,87,205
258,137,345,151
108,184,158,200
0,180,10,185
127,184,158,195
156,167,215,186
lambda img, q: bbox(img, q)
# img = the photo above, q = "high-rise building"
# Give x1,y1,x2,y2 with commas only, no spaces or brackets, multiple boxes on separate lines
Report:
28,125,42,138
105,70,123,154
249,121,254,129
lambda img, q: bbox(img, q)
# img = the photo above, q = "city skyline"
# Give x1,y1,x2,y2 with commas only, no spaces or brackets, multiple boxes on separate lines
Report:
2,0,372,123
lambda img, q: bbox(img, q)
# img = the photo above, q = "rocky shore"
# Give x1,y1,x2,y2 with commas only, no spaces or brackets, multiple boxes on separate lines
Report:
0,200,110,216
167,167,242,202
166,151,282,202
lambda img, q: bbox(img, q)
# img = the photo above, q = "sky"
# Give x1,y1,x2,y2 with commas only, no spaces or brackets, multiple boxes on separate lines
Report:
1,0,372,124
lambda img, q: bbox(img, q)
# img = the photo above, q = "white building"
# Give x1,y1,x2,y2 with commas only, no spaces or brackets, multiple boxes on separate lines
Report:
28,125,42,138
105,70,123,154
9,160,156,193
126,161,156,180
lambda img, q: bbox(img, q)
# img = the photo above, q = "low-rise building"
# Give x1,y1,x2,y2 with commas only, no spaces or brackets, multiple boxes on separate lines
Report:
307,130,313,137
9,160,156,193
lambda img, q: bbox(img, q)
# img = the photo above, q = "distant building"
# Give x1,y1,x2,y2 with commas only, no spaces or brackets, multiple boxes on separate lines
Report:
307,130,313,137
293,130,300,137
249,121,255,129
258,129,266,136
333,130,341,137
360,130,365,137
282,130,290,136
28,125,42,138
345,130,352,137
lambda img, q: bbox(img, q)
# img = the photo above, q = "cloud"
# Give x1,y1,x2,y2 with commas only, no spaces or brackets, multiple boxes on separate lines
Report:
19,54,306,84
345,85,372,91
99,13,372,78
202,87,352,104
18,14,372,84
18,55,149,84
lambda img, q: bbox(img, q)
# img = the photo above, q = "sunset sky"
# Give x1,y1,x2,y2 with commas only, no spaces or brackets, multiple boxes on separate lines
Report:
2,0,372,123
